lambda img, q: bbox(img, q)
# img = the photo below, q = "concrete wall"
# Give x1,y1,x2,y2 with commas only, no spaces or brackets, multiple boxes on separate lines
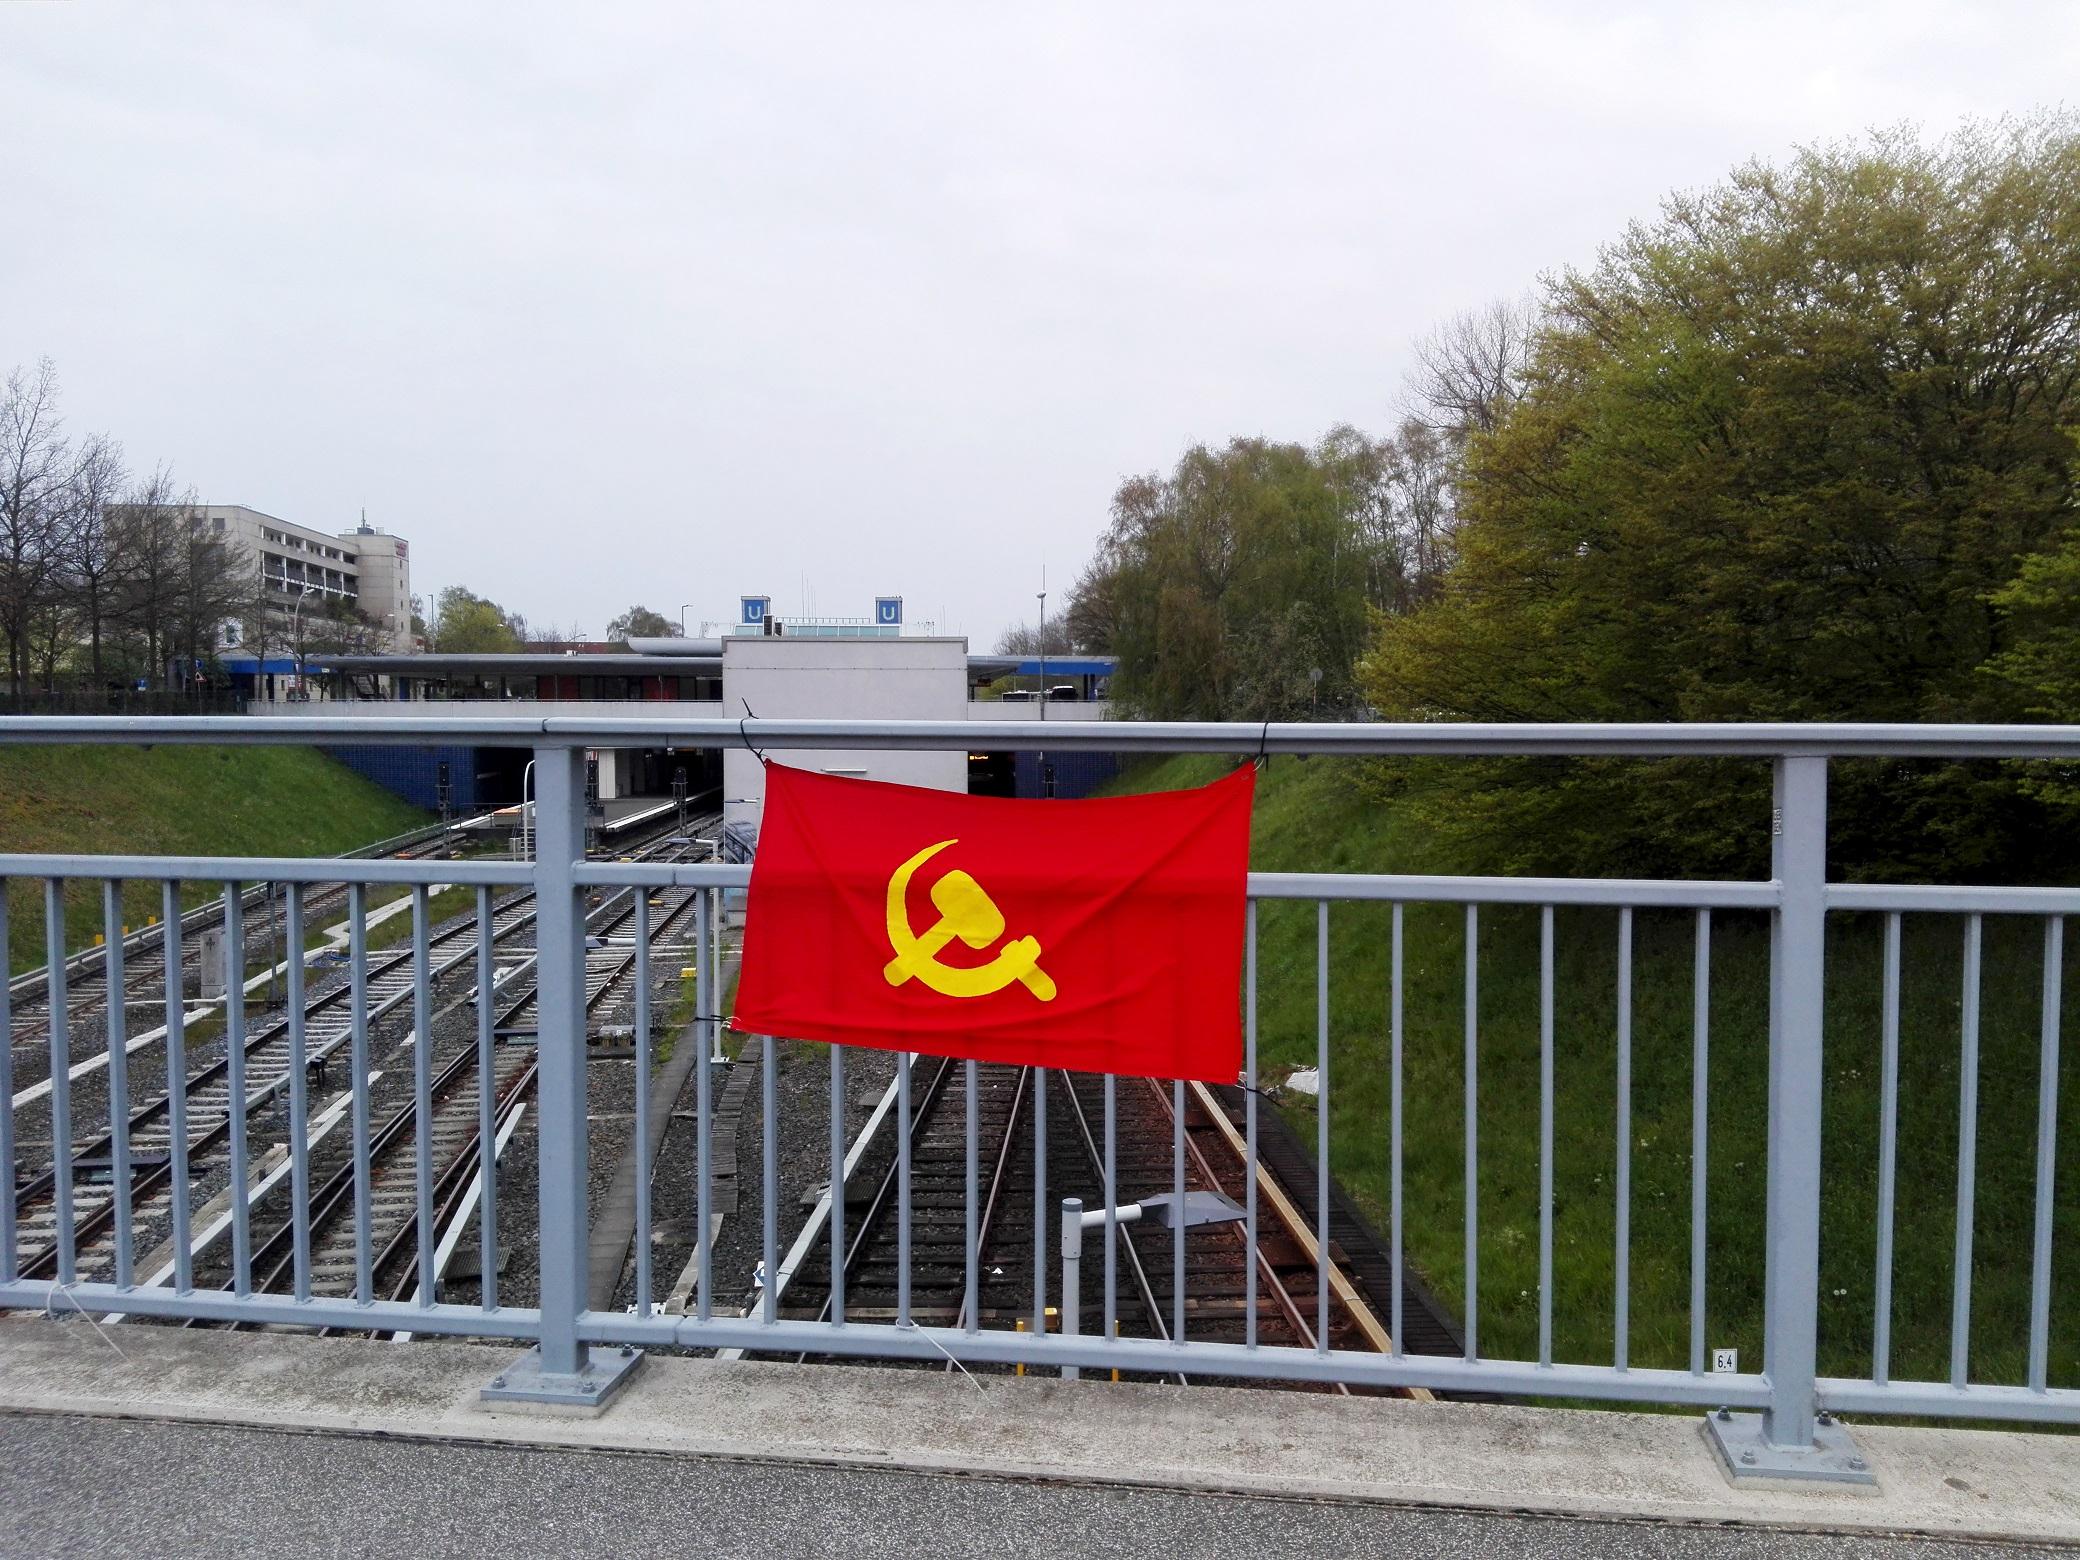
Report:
722,636,968,838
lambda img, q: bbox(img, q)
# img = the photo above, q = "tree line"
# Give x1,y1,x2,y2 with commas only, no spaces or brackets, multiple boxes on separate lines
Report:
0,359,389,696
1058,115,2080,877
1021,299,1527,720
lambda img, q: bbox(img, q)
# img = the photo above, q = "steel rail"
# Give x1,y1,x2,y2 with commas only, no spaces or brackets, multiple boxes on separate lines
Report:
1053,1069,1177,1372
206,831,706,1316
1140,1077,1348,1389
12,811,705,1289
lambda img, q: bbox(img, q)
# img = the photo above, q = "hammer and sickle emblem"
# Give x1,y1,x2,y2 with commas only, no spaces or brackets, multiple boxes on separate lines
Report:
882,839,1057,1002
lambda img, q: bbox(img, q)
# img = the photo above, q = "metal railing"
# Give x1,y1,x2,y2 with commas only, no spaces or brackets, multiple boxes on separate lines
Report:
1,715,2074,1476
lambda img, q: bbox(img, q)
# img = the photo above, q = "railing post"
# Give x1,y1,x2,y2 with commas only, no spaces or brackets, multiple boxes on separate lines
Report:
1707,754,1870,1483
482,742,641,1408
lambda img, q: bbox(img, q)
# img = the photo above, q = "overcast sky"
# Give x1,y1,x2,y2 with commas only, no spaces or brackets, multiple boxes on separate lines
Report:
4,3,2075,646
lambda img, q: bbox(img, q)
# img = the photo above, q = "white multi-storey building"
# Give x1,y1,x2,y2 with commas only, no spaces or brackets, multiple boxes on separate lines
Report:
200,506,413,655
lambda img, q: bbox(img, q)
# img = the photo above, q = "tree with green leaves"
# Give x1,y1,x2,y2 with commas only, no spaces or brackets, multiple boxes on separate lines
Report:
1075,431,1446,721
605,604,677,641
1360,116,2080,878
431,586,524,653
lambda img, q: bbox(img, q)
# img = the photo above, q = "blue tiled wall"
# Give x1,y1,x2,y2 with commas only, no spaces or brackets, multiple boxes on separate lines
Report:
1014,749,1123,799
327,744,483,812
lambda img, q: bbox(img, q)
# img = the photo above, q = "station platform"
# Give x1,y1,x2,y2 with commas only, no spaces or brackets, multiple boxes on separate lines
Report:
0,1320,2072,1556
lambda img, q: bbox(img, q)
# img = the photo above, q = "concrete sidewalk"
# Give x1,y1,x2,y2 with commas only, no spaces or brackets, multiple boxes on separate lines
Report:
0,1319,2073,1554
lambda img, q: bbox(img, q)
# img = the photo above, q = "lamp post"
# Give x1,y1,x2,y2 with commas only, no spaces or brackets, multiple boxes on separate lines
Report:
679,603,695,636
1057,1189,1244,1380
1036,586,1047,722
289,584,318,702
520,757,537,861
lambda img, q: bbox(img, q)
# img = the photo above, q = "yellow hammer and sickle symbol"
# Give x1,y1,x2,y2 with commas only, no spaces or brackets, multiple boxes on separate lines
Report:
882,839,1057,1002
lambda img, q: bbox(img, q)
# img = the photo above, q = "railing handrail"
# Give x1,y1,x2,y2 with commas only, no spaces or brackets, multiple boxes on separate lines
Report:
6,713,2080,756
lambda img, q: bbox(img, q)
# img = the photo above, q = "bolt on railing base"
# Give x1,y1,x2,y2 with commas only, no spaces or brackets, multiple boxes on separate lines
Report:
480,1345,644,1411
1703,1409,1875,1488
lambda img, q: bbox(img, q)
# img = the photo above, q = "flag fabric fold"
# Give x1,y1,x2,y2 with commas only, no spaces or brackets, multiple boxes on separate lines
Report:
731,762,1254,1081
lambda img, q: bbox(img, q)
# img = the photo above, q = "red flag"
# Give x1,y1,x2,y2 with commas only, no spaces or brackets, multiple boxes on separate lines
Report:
731,762,1254,1081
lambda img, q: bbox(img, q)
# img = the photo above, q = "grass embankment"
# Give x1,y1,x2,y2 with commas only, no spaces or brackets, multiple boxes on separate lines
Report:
1,746,428,976
1100,754,2080,1393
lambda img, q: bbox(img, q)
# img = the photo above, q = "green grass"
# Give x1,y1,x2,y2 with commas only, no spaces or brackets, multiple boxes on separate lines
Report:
1099,754,2080,1394
2,745,428,975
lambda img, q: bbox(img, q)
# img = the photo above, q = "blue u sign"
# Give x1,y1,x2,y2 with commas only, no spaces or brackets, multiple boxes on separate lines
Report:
741,596,769,625
875,596,902,626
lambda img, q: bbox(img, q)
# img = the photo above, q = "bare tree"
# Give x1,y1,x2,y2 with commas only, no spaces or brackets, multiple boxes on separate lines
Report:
0,359,72,694
176,525,247,694
993,617,1076,656
112,468,196,689
63,434,129,683
1406,297,1539,445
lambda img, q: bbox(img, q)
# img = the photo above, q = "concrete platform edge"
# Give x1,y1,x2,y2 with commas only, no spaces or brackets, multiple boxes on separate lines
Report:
0,1320,2074,1545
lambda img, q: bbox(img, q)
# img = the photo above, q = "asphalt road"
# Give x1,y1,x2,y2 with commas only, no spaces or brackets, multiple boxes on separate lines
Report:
0,1414,2061,1560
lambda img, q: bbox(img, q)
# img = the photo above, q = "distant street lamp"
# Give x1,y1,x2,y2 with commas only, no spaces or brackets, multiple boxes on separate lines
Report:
1036,585,1047,725
1057,1189,1245,1380
290,584,319,702
679,603,695,636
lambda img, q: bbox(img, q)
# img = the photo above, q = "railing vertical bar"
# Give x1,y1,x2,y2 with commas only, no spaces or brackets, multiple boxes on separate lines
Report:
1172,1076,1186,1345
1464,901,1478,1362
1030,1063,1046,1338
411,885,435,1308
964,1058,979,1336
43,879,76,1284
1690,908,1711,1377
285,884,311,1303
761,1029,778,1326
2028,916,2062,1394
633,891,653,1318
1388,900,1402,1360
101,881,133,1289
1247,900,1261,1351
532,746,593,1377
0,889,12,1282
1873,911,1901,1386
1616,905,1633,1371
829,1042,846,1325
694,888,713,1323
223,884,250,1297
1104,1073,1117,1340
1539,904,1554,1369
1316,899,1331,1355
898,1051,912,1328
1952,913,1982,1389
349,883,374,1306
475,886,498,1311
1762,754,1827,1449
163,881,193,1294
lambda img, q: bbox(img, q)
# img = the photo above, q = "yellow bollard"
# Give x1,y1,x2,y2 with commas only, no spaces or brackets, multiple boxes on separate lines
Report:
93,933,104,947
1111,1319,1120,1383
1015,1317,1025,1376
147,915,158,928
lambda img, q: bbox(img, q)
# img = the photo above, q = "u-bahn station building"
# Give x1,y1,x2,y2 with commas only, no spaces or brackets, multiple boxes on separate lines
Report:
305,595,1115,829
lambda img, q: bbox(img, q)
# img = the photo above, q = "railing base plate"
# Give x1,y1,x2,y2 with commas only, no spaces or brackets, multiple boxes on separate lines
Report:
1703,1410,1876,1487
480,1345,643,1411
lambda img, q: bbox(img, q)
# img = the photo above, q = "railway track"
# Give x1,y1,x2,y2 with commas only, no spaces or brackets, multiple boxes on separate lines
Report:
4,815,477,1055
8,804,719,1292
217,835,716,1319
787,1057,1457,1390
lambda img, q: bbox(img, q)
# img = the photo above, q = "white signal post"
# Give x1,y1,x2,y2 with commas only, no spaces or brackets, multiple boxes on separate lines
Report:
1058,1189,1244,1380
